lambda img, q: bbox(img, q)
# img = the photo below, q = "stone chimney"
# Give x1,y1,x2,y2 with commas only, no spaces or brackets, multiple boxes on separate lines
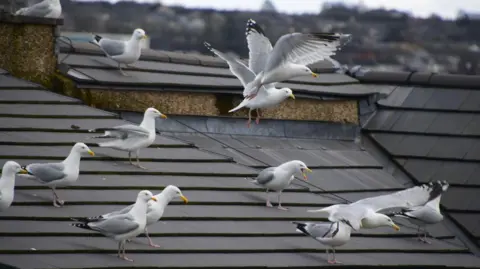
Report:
0,12,63,87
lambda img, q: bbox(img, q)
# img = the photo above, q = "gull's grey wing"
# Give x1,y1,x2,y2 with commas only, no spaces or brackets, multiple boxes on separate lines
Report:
93,124,150,139
245,19,273,75
350,180,445,214
99,39,126,57
15,0,51,16
89,214,139,235
254,167,276,185
26,163,66,183
102,204,134,218
204,42,256,88
295,221,339,239
265,32,350,73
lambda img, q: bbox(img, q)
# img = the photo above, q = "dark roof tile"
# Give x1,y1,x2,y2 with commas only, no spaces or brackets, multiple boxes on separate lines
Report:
0,89,81,103
423,88,471,110
427,137,477,160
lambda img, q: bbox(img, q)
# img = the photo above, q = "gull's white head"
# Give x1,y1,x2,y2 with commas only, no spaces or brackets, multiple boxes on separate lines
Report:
163,185,189,204
2,161,27,176
72,142,95,156
132,28,147,41
280,88,295,100
138,190,158,203
292,64,318,78
364,213,400,231
288,160,312,181
145,107,167,119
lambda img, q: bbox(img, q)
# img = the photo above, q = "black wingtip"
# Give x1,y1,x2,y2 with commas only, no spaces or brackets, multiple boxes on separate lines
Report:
246,18,266,36
293,222,309,235
426,180,447,202
93,35,102,43
310,32,347,42
70,223,92,231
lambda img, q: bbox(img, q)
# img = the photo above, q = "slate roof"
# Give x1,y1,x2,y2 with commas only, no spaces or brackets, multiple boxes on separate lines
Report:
362,77,480,251
56,40,385,98
1,69,480,268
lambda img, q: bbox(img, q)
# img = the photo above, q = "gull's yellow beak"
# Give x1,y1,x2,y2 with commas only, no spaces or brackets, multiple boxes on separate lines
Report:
180,195,189,204
142,35,148,40
160,114,168,119
88,150,95,156
311,72,318,78
302,167,312,181
151,197,158,202
392,224,400,231
289,93,295,100
18,168,28,174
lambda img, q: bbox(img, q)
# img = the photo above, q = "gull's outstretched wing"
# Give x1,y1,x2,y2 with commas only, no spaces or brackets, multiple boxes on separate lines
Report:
265,32,351,74
204,42,256,88
245,19,273,75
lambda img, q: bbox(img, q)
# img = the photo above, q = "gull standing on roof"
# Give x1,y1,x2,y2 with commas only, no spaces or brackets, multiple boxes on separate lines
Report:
14,0,62,18
250,160,312,210
88,107,167,169
71,190,157,262
19,143,94,208
86,185,188,247
293,221,352,264
0,161,28,212
91,28,147,76
389,181,449,244
243,19,351,99
203,23,295,127
307,181,446,231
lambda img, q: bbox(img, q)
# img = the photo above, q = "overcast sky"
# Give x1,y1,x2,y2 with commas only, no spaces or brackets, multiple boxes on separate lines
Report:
88,0,480,19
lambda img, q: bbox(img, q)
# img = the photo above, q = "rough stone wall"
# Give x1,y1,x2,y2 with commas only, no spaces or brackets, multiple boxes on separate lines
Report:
0,16,59,88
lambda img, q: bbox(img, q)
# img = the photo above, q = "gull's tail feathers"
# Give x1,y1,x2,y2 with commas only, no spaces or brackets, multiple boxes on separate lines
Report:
228,98,250,113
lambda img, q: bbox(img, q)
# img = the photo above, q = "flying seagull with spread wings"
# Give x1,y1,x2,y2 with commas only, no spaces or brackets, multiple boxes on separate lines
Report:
308,181,445,231
203,41,294,128
242,19,351,99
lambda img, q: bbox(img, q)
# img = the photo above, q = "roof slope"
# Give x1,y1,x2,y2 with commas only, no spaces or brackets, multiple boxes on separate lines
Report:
363,83,480,250
56,40,381,98
0,70,480,268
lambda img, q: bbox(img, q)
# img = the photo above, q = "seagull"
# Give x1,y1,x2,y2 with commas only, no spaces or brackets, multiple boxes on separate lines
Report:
307,181,445,231
388,181,450,244
91,28,147,76
293,221,352,264
71,190,157,262
88,107,167,169
0,161,28,212
14,0,62,18
243,19,351,99
19,143,94,207
250,160,312,210
87,185,188,247
204,34,295,127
